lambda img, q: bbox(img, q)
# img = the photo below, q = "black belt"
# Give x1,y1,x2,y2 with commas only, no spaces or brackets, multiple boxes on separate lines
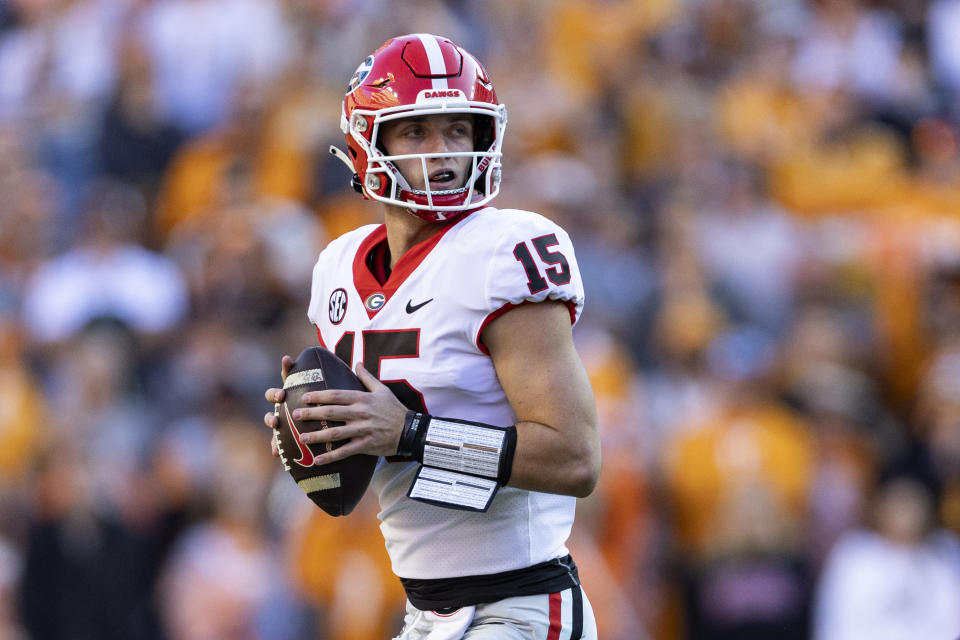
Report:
399,554,581,611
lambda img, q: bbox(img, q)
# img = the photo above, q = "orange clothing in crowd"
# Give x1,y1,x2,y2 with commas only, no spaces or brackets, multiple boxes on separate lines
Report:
154,127,311,240
663,400,814,557
769,127,909,217
0,362,46,486
542,0,678,103
287,496,406,640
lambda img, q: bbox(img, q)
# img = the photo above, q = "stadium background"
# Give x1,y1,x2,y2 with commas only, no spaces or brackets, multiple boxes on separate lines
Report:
2,0,960,638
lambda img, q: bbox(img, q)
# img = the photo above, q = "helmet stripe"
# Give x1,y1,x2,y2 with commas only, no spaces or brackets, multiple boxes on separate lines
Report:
415,33,449,90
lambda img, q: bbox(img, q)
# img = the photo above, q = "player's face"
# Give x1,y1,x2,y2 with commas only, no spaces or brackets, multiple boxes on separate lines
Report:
379,114,474,192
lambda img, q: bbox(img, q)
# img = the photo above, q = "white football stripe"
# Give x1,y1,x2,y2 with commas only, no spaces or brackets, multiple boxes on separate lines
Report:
298,473,341,492
415,33,449,90
284,368,325,389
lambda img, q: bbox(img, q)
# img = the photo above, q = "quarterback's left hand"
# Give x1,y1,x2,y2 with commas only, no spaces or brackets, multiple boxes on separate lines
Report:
295,364,408,462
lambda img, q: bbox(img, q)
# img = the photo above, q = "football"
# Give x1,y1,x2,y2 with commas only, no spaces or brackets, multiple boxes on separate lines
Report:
275,346,377,516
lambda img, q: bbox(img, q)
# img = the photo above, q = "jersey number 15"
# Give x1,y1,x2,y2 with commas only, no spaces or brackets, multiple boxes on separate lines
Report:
334,329,427,413
513,233,571,294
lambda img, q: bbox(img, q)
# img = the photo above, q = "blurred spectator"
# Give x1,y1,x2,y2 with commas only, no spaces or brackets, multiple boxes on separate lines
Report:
573,201,659,364
153,83,315,242
0,155,60,282
639,197,728,437
790,0,903,104
21,179,188,343
715,28,814,165
158,418,300,640
19,441,166,640
137,0,291,135
693,161,804,336
927,0,960,98
39,319,156,488
0,0,123,120
159,319,279,419
0,0,132,224
541,0,676,107
913,339,960,537
813,472,960,640
660,305,815,638
661,378,815,639
777,305,886,566
0,533,25,639
97,34,184,210
0,283,46,502
0,1,16,34
286,494,406,640
162,155,325,328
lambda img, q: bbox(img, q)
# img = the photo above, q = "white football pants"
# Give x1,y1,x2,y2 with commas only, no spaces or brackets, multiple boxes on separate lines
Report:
393,585,597,640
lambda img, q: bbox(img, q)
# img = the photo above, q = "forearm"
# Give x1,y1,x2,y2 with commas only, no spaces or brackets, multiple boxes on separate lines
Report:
509,417,601,497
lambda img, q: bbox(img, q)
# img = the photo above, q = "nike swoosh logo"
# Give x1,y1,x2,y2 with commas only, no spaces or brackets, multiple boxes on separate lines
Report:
405,298,434,314
283,403,315,467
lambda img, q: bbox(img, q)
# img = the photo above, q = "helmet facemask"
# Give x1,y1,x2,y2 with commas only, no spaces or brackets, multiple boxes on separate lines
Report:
347,104,506,220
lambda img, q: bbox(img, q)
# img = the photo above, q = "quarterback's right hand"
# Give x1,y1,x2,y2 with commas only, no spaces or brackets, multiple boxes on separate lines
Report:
263,355,294,457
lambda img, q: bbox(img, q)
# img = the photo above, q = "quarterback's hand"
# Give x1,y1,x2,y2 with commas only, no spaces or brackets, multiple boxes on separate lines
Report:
294,364,409,463
263,354,294,457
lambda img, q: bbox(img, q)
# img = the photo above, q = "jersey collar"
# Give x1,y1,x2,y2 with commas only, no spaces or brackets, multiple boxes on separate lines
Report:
352,210,476,318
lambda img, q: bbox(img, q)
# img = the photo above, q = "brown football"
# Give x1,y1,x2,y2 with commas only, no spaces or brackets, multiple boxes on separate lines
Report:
275,346,377,516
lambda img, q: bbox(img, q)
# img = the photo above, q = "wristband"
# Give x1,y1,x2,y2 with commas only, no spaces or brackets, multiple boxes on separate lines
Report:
397,410,428,459
398,411,517,486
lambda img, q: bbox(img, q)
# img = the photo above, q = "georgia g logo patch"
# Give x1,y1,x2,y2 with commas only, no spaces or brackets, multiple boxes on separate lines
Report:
347,56,374,94
365,292,386,311
328,288,347,324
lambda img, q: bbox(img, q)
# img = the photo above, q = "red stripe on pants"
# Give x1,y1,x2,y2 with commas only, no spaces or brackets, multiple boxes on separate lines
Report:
547,591,562,640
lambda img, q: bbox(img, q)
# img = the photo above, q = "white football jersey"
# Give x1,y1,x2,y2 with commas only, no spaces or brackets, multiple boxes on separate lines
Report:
306,206,586,579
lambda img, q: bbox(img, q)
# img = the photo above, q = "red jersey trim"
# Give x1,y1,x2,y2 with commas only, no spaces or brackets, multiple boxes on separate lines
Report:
315,325,327,348
475,299,578,355
352,212,475,319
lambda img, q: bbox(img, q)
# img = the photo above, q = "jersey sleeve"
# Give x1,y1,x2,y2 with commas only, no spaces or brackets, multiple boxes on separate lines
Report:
305,252,327,331
477,212,585,346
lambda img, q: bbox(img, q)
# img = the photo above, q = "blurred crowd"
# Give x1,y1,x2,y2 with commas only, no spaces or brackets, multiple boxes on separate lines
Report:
2,0,960,638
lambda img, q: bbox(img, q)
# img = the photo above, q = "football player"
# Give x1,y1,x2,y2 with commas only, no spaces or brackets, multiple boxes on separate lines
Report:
264,33,601,639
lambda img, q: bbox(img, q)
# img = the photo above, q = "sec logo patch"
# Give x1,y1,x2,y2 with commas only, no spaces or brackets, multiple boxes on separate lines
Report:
328,288,347,324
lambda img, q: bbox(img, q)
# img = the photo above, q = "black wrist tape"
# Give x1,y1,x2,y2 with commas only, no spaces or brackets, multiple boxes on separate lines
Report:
397,410,428,459
398,411,517,486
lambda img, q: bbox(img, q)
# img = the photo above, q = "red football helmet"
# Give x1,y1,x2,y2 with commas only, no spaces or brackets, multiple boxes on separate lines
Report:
330,34,507,222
